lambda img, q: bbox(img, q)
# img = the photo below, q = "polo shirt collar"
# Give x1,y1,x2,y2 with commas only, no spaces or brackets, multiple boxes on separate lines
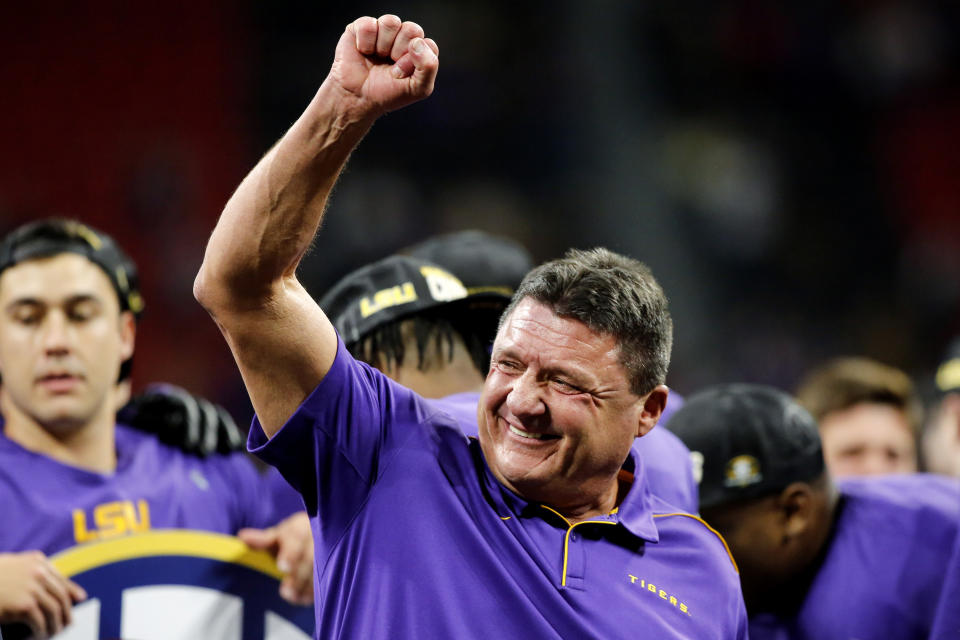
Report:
476,443,660,543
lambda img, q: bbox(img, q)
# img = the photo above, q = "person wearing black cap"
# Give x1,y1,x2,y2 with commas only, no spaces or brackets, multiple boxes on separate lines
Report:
923,337,960,478
666,383,960,639
0,218,313,637
319,253,487,398
403,229,534,369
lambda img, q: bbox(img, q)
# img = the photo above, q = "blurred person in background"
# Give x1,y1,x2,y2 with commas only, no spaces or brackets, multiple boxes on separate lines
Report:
0,219,312,638
794,357,921,477
922,337,960,477
667,383,960,639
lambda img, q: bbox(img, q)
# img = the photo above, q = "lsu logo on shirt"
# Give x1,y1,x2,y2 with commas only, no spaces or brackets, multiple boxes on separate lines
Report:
73,500,150,544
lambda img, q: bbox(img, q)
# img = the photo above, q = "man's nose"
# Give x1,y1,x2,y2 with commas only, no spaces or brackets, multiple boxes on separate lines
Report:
859,450,892,476
41,312,71,355
505,370,546,419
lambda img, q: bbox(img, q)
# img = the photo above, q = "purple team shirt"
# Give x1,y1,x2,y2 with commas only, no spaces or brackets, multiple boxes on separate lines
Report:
0,423,281,555
748,474,960,640
251,338,747,639
432,390,697,514
930,527,960,639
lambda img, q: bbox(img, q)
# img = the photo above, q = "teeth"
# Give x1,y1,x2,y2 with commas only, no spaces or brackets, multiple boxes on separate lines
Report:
509,424,544,440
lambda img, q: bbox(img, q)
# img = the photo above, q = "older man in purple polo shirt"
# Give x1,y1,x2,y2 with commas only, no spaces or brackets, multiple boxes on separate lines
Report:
316,244,698,514
195,14,747,639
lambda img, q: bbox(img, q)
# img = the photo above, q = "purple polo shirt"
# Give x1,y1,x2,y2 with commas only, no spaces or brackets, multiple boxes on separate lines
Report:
748,474,960,640
432,390,698,514
251,338,747,639
0,423,280,555
931,529,960,639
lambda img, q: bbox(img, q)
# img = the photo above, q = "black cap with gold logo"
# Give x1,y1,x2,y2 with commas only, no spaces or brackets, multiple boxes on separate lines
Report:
665,384,825,511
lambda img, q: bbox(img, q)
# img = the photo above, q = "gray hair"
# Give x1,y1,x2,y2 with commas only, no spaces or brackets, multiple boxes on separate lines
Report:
499,248,673,396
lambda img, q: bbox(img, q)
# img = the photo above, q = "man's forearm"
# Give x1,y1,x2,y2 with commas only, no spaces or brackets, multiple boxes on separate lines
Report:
192,15,439,434
195,80,377,312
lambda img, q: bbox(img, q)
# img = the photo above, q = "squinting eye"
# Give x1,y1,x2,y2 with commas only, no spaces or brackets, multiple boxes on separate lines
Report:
552,378,581,393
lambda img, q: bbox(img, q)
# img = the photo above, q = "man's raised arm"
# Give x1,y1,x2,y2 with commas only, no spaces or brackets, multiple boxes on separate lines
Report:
194,15,439,436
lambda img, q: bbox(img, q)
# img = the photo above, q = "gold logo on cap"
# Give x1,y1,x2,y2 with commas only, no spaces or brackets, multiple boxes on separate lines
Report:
936,358,960,393
359,282,417,318
419,266,467,302
723,454,762,488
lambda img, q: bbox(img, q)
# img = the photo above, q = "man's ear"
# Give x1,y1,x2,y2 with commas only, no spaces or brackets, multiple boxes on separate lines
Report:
777,482,815,541
636,385,669,437
119,311,136,360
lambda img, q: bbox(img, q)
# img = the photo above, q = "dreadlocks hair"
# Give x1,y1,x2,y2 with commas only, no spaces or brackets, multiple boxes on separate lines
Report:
347,303,493,377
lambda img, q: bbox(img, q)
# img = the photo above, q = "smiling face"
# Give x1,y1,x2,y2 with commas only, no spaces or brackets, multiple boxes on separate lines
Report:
477,298,664,518
0,253,134,435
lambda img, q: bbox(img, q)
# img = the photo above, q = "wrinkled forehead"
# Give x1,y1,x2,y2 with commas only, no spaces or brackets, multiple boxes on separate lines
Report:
496,297,616,346
0,253,119,307
493,297,625,375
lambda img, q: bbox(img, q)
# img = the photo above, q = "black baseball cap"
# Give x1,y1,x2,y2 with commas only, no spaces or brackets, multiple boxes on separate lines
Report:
403,230,534,301
935,337,960,396
665,384,826,511
318,254,470,344
0,218,144,317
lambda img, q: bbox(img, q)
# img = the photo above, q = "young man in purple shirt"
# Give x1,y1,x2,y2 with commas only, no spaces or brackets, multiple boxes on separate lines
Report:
195,15,746,638
0,219,313,637
319,239,698,513
666,383,960,639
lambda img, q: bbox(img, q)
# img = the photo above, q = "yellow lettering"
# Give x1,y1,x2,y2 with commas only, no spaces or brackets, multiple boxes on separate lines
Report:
670,596,678,606
659,589,668,600
360,283,417,317
648,583,656,593
94,502,129,539
680,603,689,614
72,509,97,544
126,500,150,533
72,500,151,543
628,574,638,584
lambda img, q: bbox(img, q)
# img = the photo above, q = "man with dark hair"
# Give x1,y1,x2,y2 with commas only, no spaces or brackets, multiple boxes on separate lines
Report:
0,218,313,637
195,15,746,638
794,357,922,477
666,384,960,639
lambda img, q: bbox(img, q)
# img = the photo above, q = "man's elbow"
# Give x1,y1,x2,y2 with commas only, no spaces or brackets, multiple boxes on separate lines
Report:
193,259,239,318
193,261,217,312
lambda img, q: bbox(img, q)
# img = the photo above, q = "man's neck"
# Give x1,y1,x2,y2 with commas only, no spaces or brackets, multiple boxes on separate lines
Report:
1,400,118,474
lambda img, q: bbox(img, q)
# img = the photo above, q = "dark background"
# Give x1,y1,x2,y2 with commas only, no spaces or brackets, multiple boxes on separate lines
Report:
3,1,958,423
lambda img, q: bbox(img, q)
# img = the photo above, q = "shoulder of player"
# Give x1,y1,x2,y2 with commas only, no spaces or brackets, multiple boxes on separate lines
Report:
839,474,960,522
836,474,960,548
341,344,471,440
115,423,258,474
650,502,739,575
